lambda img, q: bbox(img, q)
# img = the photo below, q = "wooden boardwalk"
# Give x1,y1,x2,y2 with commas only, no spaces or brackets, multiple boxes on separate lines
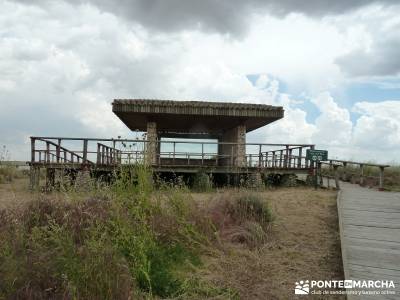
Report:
336,182,400,299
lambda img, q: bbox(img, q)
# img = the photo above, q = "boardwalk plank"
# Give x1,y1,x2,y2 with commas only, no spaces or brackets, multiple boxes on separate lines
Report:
346,245,400,271
332,180,400,299
343,224,400,242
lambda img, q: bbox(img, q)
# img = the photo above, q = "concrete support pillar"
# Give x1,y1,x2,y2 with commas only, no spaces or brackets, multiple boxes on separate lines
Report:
248,172,263,188
146,122,158,165
218,125,246,167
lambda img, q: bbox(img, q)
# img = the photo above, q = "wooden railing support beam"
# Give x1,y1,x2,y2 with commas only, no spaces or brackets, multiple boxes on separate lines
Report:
31,137,36,163
334,165,340,190
379,166,385,191
359,164,364,186
342,162,347,181
83,139,88,164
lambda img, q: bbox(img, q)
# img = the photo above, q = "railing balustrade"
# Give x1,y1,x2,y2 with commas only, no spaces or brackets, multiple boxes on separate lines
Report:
29,136,315,170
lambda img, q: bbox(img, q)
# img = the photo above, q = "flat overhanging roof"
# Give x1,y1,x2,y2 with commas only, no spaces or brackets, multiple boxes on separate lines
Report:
112,99,284,136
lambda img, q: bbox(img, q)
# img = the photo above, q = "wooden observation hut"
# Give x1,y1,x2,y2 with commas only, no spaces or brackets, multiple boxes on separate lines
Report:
29,99,317,188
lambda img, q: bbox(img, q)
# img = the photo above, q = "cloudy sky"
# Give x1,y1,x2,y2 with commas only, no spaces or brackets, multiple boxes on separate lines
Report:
1,0,400,163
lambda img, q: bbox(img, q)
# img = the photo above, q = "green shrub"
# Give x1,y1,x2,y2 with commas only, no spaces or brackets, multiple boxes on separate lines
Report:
232,193,274,229
206,192,274,249
192,171,213,192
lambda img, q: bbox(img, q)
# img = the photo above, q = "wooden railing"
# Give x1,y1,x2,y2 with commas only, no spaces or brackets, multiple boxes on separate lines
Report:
320,159,390,190
29,136,392,190
31,137,93,165
29,136,315,170
97,143,122,165
261,145,315,169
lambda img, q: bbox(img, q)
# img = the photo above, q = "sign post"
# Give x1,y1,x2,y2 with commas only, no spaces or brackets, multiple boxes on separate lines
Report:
306,149,328,189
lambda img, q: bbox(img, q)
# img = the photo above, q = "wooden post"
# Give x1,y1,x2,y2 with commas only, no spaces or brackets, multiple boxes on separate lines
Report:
201,143,204,165
173,142,176,165
342,162,347,181
297,147,302,168
46,142,50,163
279,150,283,168
309,145,315,171
318,162,323,186
97,143,101,164
284,145,289,168
31,137,35,163
272,151,276,168
334,165,340,190
113,140,116,163
258,144,262,167
379,166,385,191
56,139,61,163
360,164,364,186
289,149,293,168
83,139,88,164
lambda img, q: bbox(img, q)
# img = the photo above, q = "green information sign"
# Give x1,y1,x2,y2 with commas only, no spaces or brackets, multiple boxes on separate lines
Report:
306,149,328,162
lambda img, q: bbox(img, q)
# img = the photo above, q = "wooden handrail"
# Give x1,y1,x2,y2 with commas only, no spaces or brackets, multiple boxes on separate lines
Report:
33,138,94,164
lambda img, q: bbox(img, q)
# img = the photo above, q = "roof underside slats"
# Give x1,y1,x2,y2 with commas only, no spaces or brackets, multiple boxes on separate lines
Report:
112,99,284,134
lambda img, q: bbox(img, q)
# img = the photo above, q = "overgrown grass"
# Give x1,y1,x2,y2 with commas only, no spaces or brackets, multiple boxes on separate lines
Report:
1,166,272,299
0,166,16,184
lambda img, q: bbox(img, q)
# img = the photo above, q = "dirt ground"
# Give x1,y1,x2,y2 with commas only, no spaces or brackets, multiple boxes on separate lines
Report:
193,188,344,300
0,180,344,299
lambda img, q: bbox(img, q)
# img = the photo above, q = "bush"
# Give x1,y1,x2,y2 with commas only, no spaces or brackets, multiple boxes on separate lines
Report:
207,192,274,248
231,194,274,229
192,171,213,192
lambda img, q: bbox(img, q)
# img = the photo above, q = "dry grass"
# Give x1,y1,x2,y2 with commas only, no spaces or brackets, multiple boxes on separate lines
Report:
0,178,33,209
1,177,343,299
193,188,344,299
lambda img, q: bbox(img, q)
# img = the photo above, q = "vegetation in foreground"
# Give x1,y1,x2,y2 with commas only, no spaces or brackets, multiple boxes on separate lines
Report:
0,167,275,299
